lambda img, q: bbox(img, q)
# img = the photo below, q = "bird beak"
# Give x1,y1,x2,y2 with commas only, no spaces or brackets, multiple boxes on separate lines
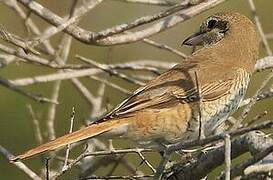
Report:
182,31,205,46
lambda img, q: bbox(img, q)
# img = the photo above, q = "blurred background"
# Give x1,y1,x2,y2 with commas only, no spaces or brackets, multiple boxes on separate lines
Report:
0,0,273,179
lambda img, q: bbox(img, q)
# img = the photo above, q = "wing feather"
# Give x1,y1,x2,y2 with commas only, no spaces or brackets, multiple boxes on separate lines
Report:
104,65,233,119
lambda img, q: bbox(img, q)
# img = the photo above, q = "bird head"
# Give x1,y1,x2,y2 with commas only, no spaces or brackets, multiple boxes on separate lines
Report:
182,12,256,47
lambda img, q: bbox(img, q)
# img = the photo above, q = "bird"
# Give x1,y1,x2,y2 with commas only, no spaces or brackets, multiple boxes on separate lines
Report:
11,12,258,161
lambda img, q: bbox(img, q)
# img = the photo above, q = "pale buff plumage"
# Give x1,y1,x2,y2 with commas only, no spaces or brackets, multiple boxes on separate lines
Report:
11,12,258,161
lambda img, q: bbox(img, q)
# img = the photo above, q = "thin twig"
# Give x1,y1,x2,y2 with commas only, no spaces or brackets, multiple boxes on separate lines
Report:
224,134,231,180
0,145,42,180
106,155,125,176
76,55,145,86
248,0,272,56
71,78,98,106
112,0,176,6
30,0,101,48
217,145,273,179
2,0,55,54
239,86,273,108
92,0,193,40
18,0,227,45
51,149,89,179
79,174,154,179
244,111,268,127
10,68,102,86
194,71,205,139
153,151,171,180
84,148,153,157
0,75,57,104
164,131,273,179
62,107,76,170
90,76,131,95
0,24,40,55
167,120,273,153
46,0,80,141
27,105,43,145
142,38,187,59
136,150,156,173
0,43,58,68
45,158,50,180
234,70,273,129
255,56,273,71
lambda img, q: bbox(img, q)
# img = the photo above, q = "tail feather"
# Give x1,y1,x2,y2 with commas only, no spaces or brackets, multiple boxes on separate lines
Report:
11,119,129,161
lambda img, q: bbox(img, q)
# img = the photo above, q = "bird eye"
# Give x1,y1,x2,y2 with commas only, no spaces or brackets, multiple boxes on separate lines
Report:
219,21,229,32
207,19,217,29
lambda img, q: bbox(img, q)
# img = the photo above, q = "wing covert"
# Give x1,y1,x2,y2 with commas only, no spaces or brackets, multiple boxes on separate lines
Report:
104,65,233,119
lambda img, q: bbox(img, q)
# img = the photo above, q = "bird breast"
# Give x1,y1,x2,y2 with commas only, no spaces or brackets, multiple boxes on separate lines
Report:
203,68,250,136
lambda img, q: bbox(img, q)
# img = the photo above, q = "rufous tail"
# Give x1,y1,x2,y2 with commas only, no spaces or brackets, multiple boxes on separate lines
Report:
11,119,129,161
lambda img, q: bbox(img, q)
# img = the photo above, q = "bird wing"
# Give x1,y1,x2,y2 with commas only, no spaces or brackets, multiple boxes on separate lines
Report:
104,63,234,119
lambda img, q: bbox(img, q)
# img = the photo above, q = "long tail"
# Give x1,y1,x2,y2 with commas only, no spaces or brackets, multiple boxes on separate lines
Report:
11,119,129,161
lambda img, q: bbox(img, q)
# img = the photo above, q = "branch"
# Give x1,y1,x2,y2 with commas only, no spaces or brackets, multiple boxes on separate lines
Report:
112,0,176,6
218,136,273,179
0,76,57,103
18,0,227,45
163,133,249,180
248,0,272,56
0,145,42,180
167,120,273,153
0,25,40,55
164,131,273,180
154,120,273,179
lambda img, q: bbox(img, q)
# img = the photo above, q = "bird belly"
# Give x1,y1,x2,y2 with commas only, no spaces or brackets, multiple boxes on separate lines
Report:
124,103,192,148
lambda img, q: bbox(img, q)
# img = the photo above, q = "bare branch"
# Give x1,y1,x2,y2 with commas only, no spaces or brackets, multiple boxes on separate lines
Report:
62,107,76,170
0,25,40,55
18,0,227,45
248,0,272,56
27,105,43,145
0,145,42,180
164,131,273,180
0,75,57,103
224,134,231,180
112,0,176,6
76,55,145,86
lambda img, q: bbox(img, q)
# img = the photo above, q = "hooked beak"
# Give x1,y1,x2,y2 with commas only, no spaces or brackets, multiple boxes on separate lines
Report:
182,31,205,46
